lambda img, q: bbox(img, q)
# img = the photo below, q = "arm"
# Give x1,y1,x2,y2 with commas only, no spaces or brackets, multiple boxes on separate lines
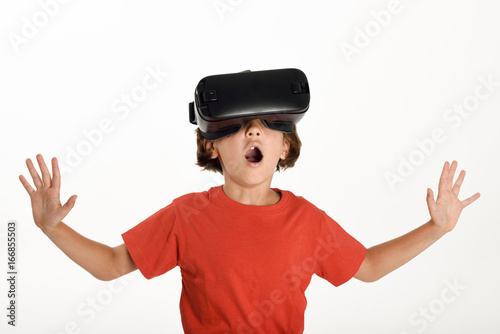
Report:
354,161,480,283
19,154,137,281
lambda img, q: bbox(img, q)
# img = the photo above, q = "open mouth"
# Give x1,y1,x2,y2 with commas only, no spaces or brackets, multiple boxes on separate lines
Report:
245,146,263,163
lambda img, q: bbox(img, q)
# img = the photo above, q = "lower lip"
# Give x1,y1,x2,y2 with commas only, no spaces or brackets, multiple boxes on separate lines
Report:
246,159,262,168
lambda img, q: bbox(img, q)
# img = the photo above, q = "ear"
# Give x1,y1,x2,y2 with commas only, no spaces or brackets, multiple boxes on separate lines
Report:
281,136,291,160
204,139,219,159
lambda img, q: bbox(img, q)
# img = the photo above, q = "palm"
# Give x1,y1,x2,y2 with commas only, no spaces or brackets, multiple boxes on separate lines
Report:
31,186,66,228
426,161,480,233
20,155,77,229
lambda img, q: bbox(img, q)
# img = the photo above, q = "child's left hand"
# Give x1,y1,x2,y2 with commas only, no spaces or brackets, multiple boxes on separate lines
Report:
426,161,480,233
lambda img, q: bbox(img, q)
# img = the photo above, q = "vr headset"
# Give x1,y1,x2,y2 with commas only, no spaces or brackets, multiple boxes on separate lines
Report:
189,68,310,140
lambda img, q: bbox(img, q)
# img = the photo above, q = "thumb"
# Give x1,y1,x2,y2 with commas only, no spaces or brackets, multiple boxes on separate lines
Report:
60,195,77,218
426,188,437,213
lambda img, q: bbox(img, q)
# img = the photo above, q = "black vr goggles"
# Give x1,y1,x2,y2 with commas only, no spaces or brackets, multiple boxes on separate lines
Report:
189,68,310,140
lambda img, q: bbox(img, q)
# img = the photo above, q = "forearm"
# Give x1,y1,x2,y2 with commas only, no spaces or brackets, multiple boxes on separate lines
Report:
359,220,446,282
42,222,122,281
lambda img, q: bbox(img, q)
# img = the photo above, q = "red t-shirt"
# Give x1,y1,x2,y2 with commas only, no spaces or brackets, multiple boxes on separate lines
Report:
122,186,366,333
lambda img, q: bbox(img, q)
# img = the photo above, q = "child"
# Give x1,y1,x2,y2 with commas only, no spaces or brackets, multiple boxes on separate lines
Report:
20,71,480,333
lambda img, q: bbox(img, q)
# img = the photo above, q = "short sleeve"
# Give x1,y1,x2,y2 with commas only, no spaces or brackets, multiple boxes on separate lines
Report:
314,212,367,286
122,204,179,279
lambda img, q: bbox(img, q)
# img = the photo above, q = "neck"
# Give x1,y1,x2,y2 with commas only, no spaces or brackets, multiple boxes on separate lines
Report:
222,182,280,206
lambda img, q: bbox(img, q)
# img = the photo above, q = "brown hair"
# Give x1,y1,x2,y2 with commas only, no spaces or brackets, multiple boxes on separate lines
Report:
196,126,302,174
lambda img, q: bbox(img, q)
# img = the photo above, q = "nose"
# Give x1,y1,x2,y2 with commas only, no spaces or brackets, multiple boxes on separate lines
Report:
245,119,262,137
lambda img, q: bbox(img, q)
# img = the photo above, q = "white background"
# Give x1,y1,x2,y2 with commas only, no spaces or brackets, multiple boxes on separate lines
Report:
1,0,499,333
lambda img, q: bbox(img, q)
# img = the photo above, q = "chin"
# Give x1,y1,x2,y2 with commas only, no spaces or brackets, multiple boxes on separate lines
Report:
228,170,275,187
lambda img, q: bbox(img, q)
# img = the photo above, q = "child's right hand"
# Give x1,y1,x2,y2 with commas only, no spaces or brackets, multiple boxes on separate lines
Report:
19,154,77,232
